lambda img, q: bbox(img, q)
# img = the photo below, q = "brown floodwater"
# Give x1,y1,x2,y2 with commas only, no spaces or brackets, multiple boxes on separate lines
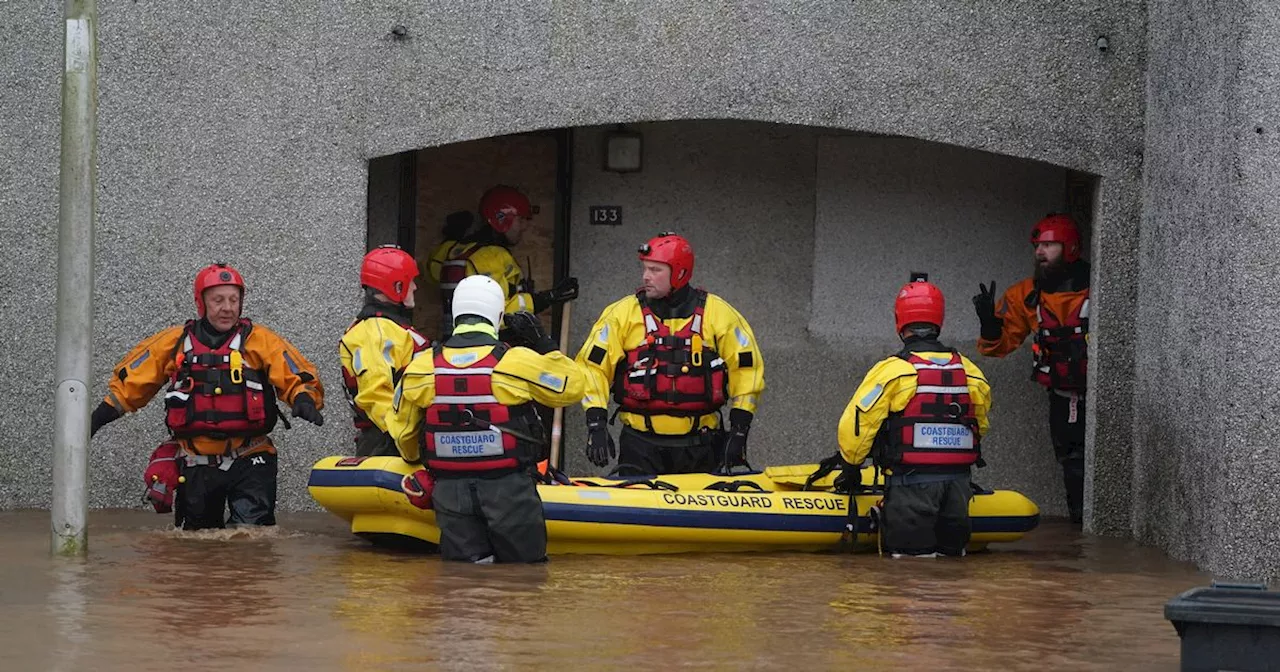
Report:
0,511,1206,671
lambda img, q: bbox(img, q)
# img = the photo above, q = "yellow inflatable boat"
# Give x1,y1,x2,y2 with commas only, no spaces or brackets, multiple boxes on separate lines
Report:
308,456,1039,555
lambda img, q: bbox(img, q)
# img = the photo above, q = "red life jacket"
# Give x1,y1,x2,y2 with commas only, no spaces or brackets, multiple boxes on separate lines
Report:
163,319,276,439
877,351,981,470
420,343,542,473
613,290,729,420
1033,295,1089,391
340,315,429,434
438,243,482,327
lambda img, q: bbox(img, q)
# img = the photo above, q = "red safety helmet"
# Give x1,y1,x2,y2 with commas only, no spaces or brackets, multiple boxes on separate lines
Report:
894,275,945,332
638,232,695,290
1030,214,1082,263
193,263,245,318
360,245,419,304
479,185,532,234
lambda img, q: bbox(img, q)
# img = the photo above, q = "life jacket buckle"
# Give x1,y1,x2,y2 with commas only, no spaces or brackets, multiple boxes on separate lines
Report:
691,334,703,367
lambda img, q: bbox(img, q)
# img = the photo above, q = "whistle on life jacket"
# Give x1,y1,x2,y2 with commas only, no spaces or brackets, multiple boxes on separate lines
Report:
691,334,703,368
229,350,244,384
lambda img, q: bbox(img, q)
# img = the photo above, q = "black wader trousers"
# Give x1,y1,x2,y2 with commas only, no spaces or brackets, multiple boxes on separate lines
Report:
431,471,547,563
178,453,277,531
881,472,972,557
1048,390,1086,524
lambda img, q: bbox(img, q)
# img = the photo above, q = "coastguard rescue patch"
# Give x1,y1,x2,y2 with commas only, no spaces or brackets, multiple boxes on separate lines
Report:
433,429,504,457
913,423,974,449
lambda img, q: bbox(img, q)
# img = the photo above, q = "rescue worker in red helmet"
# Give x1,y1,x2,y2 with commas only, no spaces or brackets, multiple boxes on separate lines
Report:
89,263,325,530
339,245,430,457
973,213,1089,524
386,275,586,563
834,273,992,557
427,185,578,335
576,232,766,476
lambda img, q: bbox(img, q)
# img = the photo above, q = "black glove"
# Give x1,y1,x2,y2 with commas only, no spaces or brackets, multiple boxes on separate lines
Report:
503,312,558,354
719,409,753,471
584,407,616,468
90,401,121,438
972,281,1004,341
532,277,579,313
832,458,862,494
291,393,324,426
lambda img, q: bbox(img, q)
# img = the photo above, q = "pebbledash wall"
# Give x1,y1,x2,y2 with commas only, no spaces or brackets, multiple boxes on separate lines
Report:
2,2,1277,580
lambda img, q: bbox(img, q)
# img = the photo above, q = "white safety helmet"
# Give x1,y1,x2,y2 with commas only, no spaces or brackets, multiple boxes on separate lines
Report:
451,275,505,328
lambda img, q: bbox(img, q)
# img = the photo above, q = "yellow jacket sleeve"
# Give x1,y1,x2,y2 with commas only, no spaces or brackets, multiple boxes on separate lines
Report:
104,325,185,413
574,297,634,411
468,245,534,314
492,347,588,408
837,357,917,465
339,317,418,433
247,324,325,408
387,353,438,463
961,355,992,439
705,294,765,414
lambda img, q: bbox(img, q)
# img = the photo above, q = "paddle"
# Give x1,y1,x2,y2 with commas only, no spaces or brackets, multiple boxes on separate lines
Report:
549,301,573,471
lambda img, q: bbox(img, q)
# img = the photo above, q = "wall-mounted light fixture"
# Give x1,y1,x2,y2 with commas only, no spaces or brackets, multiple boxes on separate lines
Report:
604,126,643,173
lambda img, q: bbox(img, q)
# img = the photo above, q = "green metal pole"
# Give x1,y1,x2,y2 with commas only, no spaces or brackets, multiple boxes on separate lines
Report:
52,0,97,556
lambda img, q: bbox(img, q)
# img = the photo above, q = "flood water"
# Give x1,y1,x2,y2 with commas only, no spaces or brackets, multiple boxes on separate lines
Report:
1,511,1205,671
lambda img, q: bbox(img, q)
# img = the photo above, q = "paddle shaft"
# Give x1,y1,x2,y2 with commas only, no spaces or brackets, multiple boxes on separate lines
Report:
549,301,573,470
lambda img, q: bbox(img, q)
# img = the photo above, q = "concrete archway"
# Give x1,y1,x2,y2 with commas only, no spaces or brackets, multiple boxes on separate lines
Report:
367,119,1102,517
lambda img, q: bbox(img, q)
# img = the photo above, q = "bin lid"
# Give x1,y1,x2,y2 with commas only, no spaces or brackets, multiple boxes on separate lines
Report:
1165,584,1280,627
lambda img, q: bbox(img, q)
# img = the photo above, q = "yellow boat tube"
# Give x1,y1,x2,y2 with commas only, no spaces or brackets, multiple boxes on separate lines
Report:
307,456,1040,555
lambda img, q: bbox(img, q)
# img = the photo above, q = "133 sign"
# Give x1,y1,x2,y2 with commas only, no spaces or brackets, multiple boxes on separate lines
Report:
589,206,622,226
